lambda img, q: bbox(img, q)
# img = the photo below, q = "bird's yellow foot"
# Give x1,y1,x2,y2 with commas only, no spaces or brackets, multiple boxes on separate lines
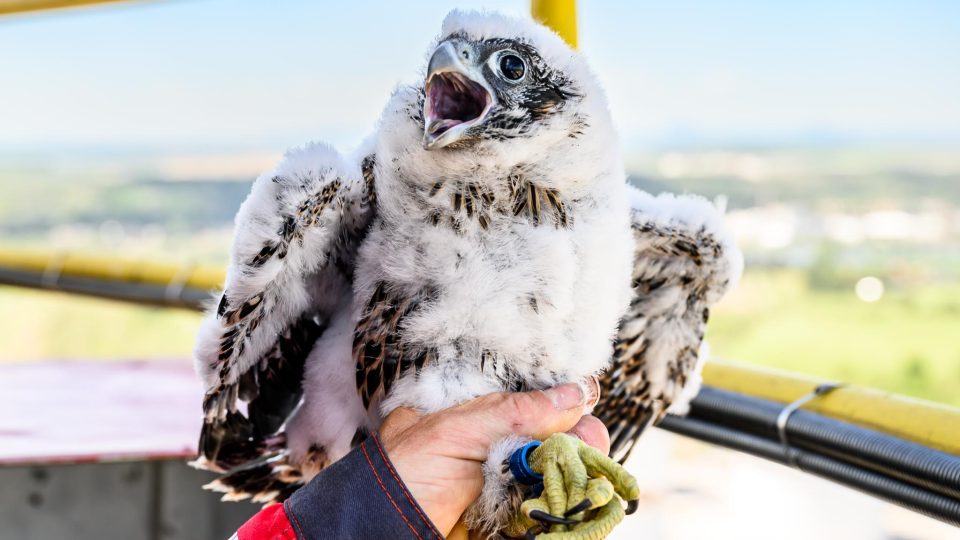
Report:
503,433,640,539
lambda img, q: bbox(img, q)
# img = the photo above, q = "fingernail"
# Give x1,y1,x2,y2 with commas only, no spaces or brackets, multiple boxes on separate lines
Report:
544,384,585,411
582,375,601,413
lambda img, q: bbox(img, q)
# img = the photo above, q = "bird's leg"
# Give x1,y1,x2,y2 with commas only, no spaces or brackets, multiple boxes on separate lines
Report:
506,433,640,539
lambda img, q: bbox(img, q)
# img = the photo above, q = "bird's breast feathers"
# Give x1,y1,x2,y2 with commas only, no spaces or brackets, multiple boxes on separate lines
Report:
356,159,634,415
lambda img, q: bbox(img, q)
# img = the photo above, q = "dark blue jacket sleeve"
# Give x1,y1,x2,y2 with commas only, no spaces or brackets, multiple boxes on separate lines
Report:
279,433,444,540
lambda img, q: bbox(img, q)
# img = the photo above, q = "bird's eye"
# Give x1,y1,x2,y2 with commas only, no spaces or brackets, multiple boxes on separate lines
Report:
499,54,525,81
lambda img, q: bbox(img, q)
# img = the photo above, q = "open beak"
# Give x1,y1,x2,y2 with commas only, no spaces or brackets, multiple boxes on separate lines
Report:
423,41,494,150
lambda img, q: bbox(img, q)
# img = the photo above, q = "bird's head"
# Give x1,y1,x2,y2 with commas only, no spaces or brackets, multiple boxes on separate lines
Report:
421,11,604,152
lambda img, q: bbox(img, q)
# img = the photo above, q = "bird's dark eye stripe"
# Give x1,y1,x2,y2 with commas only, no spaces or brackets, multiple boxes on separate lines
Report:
499,54,525,81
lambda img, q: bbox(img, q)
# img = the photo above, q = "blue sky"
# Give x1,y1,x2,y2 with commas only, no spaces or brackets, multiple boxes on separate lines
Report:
1,0,958,155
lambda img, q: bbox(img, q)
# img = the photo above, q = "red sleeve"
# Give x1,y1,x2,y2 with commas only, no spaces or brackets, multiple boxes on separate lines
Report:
236,502,297,540
232,433,440,539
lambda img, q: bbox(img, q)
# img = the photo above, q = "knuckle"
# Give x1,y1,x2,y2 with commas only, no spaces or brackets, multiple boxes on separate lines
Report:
506,392,538,417
501,391,550,431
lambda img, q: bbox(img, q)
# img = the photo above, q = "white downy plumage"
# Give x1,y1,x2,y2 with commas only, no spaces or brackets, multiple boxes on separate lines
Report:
192,9,742,537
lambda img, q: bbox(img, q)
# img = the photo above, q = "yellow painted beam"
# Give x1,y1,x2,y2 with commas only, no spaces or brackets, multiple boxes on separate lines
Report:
0,247,224,292
531,0,577,48
0,0,138,16
704,361,960,456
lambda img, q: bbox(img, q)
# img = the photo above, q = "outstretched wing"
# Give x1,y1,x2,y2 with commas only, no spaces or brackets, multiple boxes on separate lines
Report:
193,143,376,474
595,187,743,463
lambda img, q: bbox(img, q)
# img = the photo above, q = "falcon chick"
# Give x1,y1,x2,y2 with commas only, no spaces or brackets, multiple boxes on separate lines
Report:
192,10,742,539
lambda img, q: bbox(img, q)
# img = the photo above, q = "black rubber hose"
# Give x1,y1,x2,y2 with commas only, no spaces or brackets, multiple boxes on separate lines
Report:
686,386,960,500
658,415,960,527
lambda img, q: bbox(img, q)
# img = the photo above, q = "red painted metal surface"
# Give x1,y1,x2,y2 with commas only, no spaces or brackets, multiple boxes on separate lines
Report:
0,360,202,465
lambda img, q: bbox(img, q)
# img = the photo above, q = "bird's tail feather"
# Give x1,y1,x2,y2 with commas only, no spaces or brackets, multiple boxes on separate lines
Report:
203,452,305,504
195,410,276,473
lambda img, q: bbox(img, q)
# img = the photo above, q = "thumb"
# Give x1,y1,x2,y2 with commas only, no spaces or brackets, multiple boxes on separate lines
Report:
469,384,591,444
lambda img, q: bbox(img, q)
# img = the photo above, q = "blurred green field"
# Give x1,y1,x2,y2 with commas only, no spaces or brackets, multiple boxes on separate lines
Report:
706,270,960,407
1,269,957,407
0,286,202,360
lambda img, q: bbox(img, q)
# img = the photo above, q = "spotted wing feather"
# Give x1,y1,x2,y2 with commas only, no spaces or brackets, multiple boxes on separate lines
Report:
595,187,743,463
353,282,437,410
193,143,377,476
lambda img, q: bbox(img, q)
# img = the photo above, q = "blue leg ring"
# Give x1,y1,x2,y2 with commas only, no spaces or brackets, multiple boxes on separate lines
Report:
509,440,544,485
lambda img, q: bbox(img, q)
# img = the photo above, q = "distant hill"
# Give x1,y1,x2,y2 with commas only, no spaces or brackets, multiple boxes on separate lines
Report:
2,146,958,241
630,171,960,211
1,176,252,237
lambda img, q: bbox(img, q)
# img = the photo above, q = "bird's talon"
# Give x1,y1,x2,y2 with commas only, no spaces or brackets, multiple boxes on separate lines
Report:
529,509,579,526
564,498,592,517
625,499,639,515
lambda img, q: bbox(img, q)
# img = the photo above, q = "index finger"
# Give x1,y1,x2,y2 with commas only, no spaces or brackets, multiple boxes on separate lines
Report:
566,415,611,456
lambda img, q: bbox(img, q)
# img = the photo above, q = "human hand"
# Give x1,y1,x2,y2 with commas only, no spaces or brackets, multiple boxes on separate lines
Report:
378,382,607,536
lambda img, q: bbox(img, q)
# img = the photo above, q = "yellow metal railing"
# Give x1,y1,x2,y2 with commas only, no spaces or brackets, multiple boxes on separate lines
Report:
0,248,223,292
704,362,960,455
0,0,135,16
0,247,222,308
531,0,577,48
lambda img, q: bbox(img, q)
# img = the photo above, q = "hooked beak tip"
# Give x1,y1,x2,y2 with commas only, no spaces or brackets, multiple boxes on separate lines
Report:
422,41,494,150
